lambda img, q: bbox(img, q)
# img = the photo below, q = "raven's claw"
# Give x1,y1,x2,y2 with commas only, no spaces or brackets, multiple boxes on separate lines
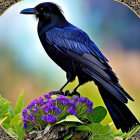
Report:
64,90,70,96
71,91,81,97
50,90,64,95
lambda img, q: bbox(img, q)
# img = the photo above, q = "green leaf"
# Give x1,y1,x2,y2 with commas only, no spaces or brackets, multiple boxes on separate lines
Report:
9,113,25,140
2,123,11,130
11,123,25,140
76,125,91,132
15,90,24,114
89,123,114,140
0,95,10,119
77,123,114,140
10,113,22,126
0,95,11,124
64,134,73,140
0,93,25,140
0,117,8,125
56,115,83,124
88,106,107,123
9,106,15,118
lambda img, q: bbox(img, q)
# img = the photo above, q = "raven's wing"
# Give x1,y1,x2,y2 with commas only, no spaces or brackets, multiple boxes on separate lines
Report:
45,26,133,103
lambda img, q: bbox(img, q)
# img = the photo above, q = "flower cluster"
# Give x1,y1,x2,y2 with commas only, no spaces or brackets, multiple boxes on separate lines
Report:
42,114,57,123
22,92,93,131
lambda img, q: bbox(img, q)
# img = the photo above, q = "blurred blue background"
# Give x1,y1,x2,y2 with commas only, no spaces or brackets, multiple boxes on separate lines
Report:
0,0,140,127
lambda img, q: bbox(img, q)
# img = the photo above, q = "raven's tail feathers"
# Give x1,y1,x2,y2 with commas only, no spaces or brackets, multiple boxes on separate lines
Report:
83,67,139,132
98,85,139,133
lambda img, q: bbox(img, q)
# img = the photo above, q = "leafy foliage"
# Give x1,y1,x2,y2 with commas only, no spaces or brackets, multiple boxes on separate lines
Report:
0,92,25,140
77,123,114,140
15,90,24,114
55,102,113,140
0,95,10,122
0,92,139,140
74,106,114,140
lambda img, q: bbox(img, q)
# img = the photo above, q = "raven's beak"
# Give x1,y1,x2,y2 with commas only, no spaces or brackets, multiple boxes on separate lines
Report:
20,8,36,14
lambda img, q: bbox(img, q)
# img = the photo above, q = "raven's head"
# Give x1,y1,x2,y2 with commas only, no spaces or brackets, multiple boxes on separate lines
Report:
20,2,65,22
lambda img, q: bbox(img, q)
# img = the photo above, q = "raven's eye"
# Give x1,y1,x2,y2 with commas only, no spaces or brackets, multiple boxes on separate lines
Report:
40,7,43,11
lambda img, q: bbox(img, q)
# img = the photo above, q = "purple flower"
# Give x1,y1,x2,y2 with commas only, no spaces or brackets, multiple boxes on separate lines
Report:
78,97,87,102
48,99,56,104
27,100,39,109
46,114,57,123
31,117,34,121
62,100,69,105
34,106,39,113
44,94,51,99
72,110,77,115
42,114,57,123
77,97,93,111
49,104,54,110
23,123,27,129
23,116,29,123
48,91,53,96
42,115,47,121
27,101,35,109
88,108,93,114
33,99,39,105
73,96,79,101
41,101,51,109
86,100,93,107
53,105,61,114
44,108,50,113
56,95,66,102
67,106,77,115
22,109,27,116
55,108,61,114
41,104,47,110
30,113,35,123
56,95,70,105
38,97,44,104
69,100,77,108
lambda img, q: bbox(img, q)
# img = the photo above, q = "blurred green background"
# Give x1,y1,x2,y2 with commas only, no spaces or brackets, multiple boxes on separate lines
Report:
0,0,140,128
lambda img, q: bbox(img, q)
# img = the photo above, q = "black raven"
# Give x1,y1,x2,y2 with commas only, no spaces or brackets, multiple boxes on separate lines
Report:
20,2,139,132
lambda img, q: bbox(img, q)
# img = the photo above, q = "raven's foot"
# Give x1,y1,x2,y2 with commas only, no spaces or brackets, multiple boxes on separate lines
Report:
71,91,81,97
64,90,71,96
49,90,64,96
50,90,80,97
